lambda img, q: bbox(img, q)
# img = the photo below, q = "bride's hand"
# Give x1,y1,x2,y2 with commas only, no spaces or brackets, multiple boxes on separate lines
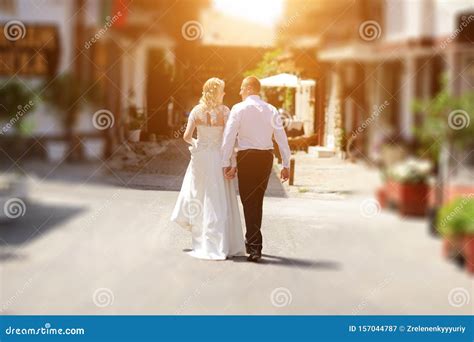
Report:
223,167,237,179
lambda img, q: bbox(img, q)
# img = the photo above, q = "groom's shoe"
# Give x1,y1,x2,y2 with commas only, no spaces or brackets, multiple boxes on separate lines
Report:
245,244,251,254
247,254,261,262
245,242,254,255
245,242,261,255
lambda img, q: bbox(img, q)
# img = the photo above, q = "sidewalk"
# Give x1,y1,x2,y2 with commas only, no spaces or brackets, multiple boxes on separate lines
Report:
282,152,382,199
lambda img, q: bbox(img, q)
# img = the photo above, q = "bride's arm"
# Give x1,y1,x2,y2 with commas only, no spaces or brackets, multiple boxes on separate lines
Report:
183,119,195,145
183,107,197,145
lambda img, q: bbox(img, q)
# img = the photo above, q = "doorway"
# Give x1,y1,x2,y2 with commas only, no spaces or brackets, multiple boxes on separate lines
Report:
146,48,174,137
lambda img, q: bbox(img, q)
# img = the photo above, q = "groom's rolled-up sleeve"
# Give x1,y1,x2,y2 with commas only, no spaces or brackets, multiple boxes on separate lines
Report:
221,106,241,168
230,141,238,168
272,108,291,168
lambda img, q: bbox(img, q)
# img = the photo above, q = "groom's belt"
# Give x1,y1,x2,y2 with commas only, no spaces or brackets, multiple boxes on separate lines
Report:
237,149,274,154
237,149,274,162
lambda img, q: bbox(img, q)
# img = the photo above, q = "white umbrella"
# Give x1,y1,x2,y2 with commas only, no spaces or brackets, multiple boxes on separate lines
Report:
260,73,315,88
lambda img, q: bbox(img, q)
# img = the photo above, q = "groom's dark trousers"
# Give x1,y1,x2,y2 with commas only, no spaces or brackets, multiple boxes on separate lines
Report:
237,149,274,254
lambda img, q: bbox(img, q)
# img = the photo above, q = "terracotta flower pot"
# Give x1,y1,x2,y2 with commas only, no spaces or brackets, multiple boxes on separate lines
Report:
376,188,387,208
385,180,400,209
398,182,429,217
463,235,474,274
442,235,464,259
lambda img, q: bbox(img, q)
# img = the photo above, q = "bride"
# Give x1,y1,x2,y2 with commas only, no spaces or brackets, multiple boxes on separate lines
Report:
171,77,245,260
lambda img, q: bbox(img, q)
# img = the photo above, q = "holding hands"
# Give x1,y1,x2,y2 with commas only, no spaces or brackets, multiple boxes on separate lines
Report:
223,167,237,180
223,166,289,182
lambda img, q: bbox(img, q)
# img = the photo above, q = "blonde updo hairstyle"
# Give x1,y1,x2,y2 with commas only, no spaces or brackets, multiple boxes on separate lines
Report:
199,77,225,111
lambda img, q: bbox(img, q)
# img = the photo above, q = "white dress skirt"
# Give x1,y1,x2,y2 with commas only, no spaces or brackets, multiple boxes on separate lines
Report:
171,125,245,260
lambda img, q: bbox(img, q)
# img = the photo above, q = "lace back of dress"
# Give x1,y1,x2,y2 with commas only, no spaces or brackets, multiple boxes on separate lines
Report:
193,106,227,127
205,109,218,126
196,105,222,127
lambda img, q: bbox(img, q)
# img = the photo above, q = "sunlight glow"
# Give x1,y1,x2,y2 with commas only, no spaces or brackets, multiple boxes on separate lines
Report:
212,0,284,27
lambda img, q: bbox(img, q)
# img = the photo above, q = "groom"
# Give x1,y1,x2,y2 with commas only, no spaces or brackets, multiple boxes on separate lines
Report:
221,76,291,262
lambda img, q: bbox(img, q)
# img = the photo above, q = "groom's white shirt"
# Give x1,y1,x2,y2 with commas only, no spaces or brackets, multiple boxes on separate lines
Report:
221,95,291,168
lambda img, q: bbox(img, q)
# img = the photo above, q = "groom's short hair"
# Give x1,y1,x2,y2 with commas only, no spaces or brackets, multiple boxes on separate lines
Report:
243,76,261,93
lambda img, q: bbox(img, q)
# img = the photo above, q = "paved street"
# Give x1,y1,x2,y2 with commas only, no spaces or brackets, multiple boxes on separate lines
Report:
1,145,472,315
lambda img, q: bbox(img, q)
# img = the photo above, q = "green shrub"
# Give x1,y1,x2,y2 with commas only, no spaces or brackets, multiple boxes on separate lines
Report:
437,197,474,236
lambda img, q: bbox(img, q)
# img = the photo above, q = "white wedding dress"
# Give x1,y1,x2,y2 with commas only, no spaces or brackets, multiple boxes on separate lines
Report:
171,105,245,260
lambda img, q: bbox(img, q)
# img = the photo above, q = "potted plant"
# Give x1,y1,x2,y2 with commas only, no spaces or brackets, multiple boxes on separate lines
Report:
461,199,474,274
412,74,474,231
387,158,433,216
437,197,474,273
0,79,37,135
376,171,390,208
42,73,105,162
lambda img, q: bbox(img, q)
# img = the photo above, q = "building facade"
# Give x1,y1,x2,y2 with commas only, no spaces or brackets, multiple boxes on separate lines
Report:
317,0,473,161
1,0,275,161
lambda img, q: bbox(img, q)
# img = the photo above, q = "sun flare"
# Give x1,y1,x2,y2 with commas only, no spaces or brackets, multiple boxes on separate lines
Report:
212,0,284,27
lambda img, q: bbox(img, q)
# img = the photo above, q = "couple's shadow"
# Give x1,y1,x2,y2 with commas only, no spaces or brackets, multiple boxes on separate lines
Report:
232,254,341,270
182,249,340,270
